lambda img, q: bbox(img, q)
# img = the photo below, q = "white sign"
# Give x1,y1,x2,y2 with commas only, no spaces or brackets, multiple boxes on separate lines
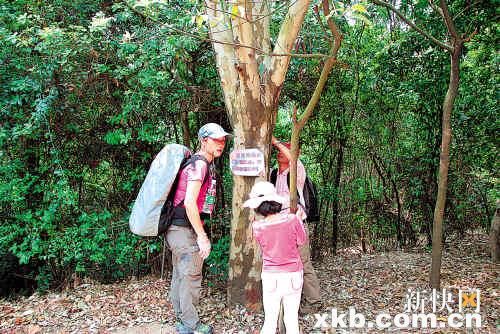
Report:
230,148,265,176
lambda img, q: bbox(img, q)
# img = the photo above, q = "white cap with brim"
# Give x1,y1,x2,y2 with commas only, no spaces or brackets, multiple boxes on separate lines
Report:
198,123,232,139
243,181,286,208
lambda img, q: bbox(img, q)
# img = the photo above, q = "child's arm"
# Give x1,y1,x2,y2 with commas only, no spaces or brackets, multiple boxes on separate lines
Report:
293,215,307,246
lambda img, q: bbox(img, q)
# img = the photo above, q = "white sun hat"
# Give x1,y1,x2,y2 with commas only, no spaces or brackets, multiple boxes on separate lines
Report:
243,181,286,208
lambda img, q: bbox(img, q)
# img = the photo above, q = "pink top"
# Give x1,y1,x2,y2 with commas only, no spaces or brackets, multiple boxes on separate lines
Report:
252,214,307,272
173,159,210,217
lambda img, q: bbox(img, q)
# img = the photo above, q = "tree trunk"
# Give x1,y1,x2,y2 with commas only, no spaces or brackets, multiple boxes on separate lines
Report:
312,140,335,259
204,0,312,308
424,166,437,246
430,41,462,289
370,0,469,290
331,141,344,254
227,118,273,310
181,110,190,147
489,201,500,263
371,153,409,246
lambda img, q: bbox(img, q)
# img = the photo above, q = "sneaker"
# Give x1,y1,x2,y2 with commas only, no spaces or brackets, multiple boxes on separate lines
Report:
175,321,213,334
175,321,193,334
193,323,213,334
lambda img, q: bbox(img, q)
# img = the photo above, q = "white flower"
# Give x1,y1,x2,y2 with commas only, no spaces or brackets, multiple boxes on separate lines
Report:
90,12,115,33
122,31,134,43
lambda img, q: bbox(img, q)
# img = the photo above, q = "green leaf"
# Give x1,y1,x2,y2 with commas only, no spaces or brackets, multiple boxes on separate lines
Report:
351,3,367,13
231,5,239,17
195,15,205,28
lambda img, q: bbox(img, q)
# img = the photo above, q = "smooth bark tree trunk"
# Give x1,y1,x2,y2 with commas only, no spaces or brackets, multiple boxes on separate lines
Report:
226,109,275,309
430,41,462,289
204,0,312,308
371,0,470,290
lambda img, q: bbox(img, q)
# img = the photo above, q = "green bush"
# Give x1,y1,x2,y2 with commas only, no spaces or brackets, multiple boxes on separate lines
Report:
205,235,230,283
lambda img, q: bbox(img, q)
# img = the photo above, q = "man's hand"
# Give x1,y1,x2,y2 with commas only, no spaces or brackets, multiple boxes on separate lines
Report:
296,204,307,221
197,234,211,259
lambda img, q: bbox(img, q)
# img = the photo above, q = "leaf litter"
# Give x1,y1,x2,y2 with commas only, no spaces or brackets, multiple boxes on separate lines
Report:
0,232,497,333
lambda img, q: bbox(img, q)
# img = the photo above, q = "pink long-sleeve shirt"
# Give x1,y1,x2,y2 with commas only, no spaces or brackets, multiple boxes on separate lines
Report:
252,213,307,272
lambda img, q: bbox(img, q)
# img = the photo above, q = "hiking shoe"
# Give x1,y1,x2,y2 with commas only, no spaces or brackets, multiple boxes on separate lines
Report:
175,321,194,334
175,321,213,334
193,323,213,334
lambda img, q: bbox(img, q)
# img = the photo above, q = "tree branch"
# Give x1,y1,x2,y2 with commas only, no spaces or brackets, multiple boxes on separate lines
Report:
288,0,344,212
439,0,459,40
270,0,312,87
126,0,332,59
370,0,453,52
232,0,260,99
322,0,343,60
204,3,250,23
463,29,478,42
204,0,240,114
293,0,343,131
428,0,445,21
312,5,334,44
207,0,301,34
452,0,481,21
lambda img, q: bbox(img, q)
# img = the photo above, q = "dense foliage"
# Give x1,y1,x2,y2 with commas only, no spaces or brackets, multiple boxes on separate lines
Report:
0,0,497,294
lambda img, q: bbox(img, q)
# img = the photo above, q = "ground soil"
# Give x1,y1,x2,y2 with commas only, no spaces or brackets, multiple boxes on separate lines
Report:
1,232,497,333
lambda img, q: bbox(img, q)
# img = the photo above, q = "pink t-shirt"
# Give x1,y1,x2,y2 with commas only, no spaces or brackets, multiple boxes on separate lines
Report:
252,213,307,272
173,159,210,215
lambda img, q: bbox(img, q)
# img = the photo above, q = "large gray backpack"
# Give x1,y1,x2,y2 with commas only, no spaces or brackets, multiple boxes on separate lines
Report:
129,144,192,236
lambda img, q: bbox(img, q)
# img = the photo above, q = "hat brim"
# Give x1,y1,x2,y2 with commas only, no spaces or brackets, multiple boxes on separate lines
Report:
208,130,232,139
243,194,286,208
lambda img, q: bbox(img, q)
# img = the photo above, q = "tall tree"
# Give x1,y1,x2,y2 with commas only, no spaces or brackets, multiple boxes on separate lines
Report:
203,0,313,308
371,0,472,288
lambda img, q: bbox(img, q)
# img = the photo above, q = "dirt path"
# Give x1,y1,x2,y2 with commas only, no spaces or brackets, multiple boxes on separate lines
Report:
1,232,497,333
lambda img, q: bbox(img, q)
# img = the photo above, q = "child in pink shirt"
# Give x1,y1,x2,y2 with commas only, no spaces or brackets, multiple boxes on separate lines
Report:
244,181,307,334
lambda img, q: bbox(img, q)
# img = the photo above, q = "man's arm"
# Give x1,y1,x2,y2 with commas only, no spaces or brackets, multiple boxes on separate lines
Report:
272,135,292,161
272,135,306,191
185,179,211,259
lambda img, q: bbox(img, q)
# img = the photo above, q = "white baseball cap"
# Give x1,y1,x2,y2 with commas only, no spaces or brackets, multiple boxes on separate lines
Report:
198,123,231,139
243,181,286,208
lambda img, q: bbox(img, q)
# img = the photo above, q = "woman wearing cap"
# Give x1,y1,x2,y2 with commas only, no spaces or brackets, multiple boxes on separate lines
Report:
167,123,230,334
244,181,307,334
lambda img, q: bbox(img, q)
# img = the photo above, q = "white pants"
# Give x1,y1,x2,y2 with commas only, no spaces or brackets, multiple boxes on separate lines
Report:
260,270,303,334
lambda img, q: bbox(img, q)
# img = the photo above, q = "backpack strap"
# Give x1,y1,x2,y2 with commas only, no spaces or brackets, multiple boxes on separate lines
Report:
178,154,211,205
181,154,211,185
161,154,212,230
270,168,278,185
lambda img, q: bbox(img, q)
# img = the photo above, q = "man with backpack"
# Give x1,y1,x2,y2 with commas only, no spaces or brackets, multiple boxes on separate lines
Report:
167,123,230,334
270,136,322,314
